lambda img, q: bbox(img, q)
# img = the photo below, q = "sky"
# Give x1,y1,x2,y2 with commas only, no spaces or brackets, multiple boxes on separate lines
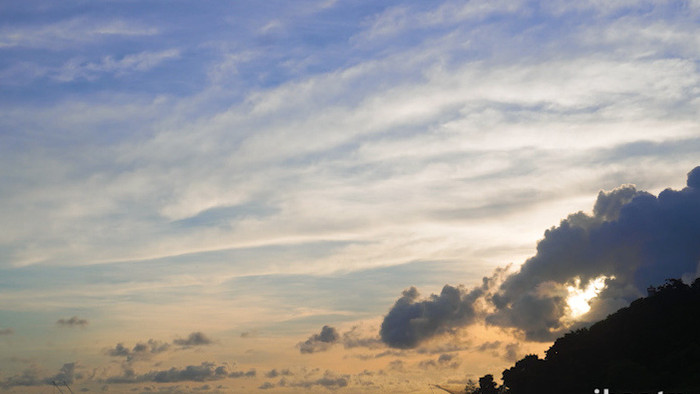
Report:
1,0,700,393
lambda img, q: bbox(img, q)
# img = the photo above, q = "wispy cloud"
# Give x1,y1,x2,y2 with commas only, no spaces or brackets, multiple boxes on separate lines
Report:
54,49,181,81
0,18,158,49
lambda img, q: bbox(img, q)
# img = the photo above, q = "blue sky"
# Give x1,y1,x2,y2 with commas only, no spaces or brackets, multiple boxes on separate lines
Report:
1,1,700,392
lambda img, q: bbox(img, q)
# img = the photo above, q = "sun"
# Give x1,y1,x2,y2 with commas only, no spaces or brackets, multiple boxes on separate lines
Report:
566,275,613,318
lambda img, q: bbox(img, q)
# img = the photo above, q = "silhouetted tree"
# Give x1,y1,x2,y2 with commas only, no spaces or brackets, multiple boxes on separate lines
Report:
479,374,498,394
494,279,700,393
465,379,478,394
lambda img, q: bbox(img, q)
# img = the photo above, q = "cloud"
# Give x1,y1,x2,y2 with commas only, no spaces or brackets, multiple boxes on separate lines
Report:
227,369,257,378
259,381,275,390
379,269,504,348
54,49,180,82
56,316,88,328
341,326,384,349
387,360,404,371
475,340,523,360
475,341,501,352
380,166,700,346
503,342,521,362
104,362,254,384
106,339,171,363
173,332,213,347
0,328,13,335
106,332,212,363
299,325,383,354
265,369,293,378
288,371,349,389
298,325,340,354
259,371,350,391
418,353,461,369
487,167,700,340
1,362,77,388
0,18,158,49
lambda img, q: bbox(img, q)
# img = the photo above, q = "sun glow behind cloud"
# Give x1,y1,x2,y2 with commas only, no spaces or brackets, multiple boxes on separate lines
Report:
566,276,613,319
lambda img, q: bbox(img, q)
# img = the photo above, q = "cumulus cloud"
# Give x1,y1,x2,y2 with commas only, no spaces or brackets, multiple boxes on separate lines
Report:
104,362,254,384
107,339,170,363
56,316,88,328
298,325,340,354
379,268,506,348
300,324,383,354
488,167,700,340
380,166,700,346
173,332,213,347
106,332,211,363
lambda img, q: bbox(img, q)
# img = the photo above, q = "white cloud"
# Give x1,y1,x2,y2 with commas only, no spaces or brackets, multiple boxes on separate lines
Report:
0,18,158,49
54,49,181,81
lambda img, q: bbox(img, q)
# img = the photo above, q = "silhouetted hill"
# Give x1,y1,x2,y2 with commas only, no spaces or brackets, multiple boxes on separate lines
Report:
471,278,700,394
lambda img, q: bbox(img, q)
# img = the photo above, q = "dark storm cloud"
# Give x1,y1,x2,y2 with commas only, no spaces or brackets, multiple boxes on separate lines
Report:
104,362,254,384
380,166,700,346
488,167,700,340
173,332,212,347
298,325,340,354
1,362,78,388
57,316,88,327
